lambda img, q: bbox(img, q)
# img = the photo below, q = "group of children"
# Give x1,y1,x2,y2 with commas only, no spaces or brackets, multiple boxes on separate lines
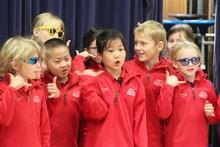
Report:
0,12,219,147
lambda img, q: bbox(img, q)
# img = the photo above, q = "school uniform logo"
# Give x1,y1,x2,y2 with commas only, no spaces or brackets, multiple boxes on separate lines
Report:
33,96,40,103
126,88,136,97
15,97,22,102
179,93,188,97
73,90,80,98
101,87,109,93
153,79,163,87
199,91,208,99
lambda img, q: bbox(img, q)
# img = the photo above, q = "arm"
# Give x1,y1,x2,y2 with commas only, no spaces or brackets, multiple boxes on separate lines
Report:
40,93,50,147
133,80,148,147
156,83,174,119
204,82,219,124
79,76,108,120
71,55,86,73
0,84,16,126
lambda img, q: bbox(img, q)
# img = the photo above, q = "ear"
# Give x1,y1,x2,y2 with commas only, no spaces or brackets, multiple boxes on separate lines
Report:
157,41,165,52
84,48,88,51
10,60,19,71
173,61,178,69
33,28,39,37
97,53,103,62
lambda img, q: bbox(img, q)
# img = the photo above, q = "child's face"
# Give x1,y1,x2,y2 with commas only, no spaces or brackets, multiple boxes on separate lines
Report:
34,25,64,43
134,32,162,63
174,48,200,80
100,39,126,75
46,46,71,81
167,31,187,53
87,40,101,63
16,54,41,81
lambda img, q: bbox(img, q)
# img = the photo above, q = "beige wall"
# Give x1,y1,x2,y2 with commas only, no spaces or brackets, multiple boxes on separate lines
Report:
163,0,187,19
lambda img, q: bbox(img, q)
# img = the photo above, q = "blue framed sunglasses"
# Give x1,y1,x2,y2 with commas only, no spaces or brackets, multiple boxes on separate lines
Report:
177,57,200,66
28,56,39,64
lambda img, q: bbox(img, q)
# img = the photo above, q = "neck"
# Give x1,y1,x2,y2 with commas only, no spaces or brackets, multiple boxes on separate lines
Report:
106,68,122,80
144,57,159,70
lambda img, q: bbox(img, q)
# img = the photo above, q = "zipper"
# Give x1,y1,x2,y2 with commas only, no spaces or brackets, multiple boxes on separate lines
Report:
114,92,119,104
64,92,67,105
189,82,195,99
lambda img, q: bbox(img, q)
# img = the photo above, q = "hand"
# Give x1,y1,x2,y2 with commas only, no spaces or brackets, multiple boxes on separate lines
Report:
75,69,103,77
204,100,215,117
47,76,60,99
9,73,31,89
76,50,96,59
166,71,185,87
66,40,71,47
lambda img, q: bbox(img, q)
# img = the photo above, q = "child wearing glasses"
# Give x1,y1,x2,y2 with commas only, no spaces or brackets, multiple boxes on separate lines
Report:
0,36,50,147
32,12,65,45
41,38,82,147
156,41,219,147
125,20,174,147
79,29,148,147
71,28,102,72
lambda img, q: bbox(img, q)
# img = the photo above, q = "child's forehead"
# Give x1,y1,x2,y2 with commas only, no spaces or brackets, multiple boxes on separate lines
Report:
177,47,199,57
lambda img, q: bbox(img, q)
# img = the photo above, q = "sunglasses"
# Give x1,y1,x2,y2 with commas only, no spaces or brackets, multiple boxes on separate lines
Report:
27,56,39,65
38,26,64,38
177,57,200,66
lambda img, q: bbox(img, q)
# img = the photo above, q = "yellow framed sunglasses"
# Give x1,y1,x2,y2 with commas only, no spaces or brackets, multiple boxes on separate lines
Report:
38,26,64,38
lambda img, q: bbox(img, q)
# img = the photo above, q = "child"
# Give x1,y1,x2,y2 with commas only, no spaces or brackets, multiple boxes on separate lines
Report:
42,38,81,147
157,41,219,147
125,20,174,147
0,36,50,147
32,12,65,45
71,28,102,72
165,24,194,58
79,29,148,147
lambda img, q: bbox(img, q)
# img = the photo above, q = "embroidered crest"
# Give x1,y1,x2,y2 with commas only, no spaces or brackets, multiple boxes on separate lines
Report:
199,91,208,99
73,90,80,98
179,93,188,97
153,79,163,87
33,96,40,103
101,87,109,93
126,88,136,97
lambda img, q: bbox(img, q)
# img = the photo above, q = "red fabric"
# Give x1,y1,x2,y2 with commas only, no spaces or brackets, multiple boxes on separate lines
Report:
125,57,174,147
42,72,81,147
157,70,219,147
79,67,148,147
0,74,50,147
71,55,101,73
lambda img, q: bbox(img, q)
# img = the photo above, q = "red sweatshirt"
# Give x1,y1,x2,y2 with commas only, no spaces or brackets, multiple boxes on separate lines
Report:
71,55,100,72
79,67,148,147
0,74,50,147
42,72,81,147
125,57,174,147
156,70,219,147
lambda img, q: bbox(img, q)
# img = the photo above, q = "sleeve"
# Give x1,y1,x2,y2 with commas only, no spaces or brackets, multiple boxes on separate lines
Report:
0,84,17,126
205,82,219,124
156,82,174,119
79,75,108,120
71,55,86,73
133,79,148,147
40,92,50,147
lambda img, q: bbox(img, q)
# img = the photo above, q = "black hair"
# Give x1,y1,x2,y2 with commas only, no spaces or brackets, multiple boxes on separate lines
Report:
44,38,67,49
96,29,127,54
83,28,102,49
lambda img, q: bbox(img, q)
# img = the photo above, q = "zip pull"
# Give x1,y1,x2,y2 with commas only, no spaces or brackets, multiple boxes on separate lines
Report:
64,93,67,105
114,92,119,104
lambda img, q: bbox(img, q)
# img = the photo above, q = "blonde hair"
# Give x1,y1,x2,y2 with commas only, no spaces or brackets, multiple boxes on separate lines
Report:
0,36,42,75
170,41,201,61
134,20,167,46
32,12,64,43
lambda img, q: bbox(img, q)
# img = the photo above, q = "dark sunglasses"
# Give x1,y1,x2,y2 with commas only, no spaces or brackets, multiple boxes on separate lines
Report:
177,57,200,66
38,26,64,38
28,56,39,64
